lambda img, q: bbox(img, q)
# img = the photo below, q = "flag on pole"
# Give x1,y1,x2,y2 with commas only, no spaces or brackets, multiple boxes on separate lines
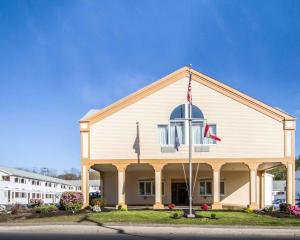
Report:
174,125,180,151
187,71,192,103
204,123,221,141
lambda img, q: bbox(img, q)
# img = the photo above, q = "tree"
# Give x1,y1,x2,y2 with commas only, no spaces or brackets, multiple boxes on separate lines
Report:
296,155,300,170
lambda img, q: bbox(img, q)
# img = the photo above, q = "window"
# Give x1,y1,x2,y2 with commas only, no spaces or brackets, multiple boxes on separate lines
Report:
158,104,207,146
199,180,212,196
21,192,26,198
170,122,185,144
203,124,217,144
32,193,36,198
20,179,25,184
15,192,20,198
138,181,165,196
157,125,168,145
15,178,19,183
32,180,35,185
220,181,225,195
192,122,203,144
200,180,225,196
2,176,10,181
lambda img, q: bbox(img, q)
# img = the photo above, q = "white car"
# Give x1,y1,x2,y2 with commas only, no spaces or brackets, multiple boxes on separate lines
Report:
272,199,286,209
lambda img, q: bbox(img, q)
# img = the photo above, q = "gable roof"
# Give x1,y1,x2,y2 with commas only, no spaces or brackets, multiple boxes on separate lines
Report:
0,166,76,186
81,66,295,124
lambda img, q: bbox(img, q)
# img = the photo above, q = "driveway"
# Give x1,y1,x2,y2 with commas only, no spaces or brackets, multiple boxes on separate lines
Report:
0,224,299,240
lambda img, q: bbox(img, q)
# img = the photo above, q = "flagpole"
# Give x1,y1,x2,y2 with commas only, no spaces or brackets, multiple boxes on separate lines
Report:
187,65,195,218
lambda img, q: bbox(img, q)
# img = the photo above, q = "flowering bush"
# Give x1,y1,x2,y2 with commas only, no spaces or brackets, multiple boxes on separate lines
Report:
60,192,83,212
168,203,176,210
90,198,106,207
11,204,22,215
201,204,209,211
288,205,300,216
29,198,44,207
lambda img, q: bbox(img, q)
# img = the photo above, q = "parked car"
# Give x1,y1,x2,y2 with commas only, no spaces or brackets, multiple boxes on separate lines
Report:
272,199,286,209
89,192,101,203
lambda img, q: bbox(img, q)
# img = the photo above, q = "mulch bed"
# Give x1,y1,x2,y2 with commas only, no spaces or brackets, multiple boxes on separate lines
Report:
0,209,91,222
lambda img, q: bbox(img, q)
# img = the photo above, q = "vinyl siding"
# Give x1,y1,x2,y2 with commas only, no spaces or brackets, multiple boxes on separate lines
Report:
90,77,284,160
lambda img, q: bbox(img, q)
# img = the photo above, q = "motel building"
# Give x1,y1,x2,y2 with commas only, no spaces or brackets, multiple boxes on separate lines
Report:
0,166,81,205
80,67,296,210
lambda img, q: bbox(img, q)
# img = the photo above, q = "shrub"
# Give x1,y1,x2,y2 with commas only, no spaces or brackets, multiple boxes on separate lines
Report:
201,204,209,211
36,204,58,214
244,208,254,214
60,192,83,212
266,205,274,212
29,199,43,208
172,212,180,219
117,204,127,211
90,198,106,208
168,203,176,210
210,213,216,219
11,204,22,215
288,205,300,216
279,203,291,212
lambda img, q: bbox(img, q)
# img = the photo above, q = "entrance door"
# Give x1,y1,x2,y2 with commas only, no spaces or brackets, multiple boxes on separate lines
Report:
171,182,189,205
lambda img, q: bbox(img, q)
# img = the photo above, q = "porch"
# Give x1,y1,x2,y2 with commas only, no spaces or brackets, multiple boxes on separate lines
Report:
82,160,295,209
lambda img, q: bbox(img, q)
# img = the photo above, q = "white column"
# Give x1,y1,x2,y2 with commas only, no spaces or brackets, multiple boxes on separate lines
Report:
153,164,164,209
249,168,258,209
81,164,89,206
212,167,222,209
115,165,127,209
286,162,293,205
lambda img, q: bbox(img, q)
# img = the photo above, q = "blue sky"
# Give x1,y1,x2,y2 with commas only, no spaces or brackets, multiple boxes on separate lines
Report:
0,0,299,172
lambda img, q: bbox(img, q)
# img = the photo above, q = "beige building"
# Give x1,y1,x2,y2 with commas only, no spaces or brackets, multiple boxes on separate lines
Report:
80,67,296,209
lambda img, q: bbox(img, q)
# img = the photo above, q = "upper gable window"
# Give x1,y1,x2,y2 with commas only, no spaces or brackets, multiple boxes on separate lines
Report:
170,104,185,120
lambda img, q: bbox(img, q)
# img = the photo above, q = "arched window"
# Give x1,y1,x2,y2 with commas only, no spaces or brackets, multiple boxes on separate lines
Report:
158,104,206,146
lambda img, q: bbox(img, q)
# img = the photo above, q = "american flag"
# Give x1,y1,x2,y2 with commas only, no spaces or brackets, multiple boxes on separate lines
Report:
187,71,192,103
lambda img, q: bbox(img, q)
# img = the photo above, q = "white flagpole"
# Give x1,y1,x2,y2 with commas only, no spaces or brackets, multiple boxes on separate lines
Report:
187,65,195,218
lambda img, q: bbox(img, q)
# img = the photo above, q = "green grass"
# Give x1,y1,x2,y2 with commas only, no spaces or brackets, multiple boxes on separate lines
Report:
17,210,300,226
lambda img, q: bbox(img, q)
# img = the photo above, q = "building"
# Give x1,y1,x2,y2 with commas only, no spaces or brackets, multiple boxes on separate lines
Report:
272,170,300,202
0,166,80,205
80,67,296,209
272,180,286,201
66,180,101,194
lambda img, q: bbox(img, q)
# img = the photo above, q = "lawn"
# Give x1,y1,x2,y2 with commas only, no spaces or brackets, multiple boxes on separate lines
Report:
12,210,300,226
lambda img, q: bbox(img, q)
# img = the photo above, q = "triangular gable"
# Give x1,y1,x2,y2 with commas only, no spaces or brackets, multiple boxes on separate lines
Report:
81,66,295,124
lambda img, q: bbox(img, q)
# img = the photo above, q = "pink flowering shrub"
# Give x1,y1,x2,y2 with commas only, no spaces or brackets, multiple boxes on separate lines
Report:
201,204,209,211
288,205,300,216
29,198,44,207
60,192,83,212
168,203,176,210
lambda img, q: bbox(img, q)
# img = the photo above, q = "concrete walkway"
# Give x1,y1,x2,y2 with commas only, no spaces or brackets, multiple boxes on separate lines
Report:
0,224,299,239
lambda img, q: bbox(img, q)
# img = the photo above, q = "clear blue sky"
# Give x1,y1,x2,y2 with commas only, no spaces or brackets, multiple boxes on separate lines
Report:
0,0,299,172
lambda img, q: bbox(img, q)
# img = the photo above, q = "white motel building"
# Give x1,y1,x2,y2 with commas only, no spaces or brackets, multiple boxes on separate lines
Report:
80,67,296,209
0,166,81,205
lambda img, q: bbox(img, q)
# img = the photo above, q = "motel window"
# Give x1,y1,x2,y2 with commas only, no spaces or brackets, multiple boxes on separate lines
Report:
157,104,208,146
15,192,20,198
2,176,10,181
220,181,225,195
192,122,203,144
20,179,25,184
37,193,40,198
15,178,19,183
203,124,217,144
199,180,212,196
157,125,168,145
21,192,26,198
200,180,225,196
32,180,35,185
138,181,165,196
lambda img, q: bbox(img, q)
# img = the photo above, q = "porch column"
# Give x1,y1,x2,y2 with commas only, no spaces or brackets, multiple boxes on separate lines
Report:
286,162,294,205
249,164,259,209
153,164,165,209
81,162,90,207
211,164,222,209
115,164,127,209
